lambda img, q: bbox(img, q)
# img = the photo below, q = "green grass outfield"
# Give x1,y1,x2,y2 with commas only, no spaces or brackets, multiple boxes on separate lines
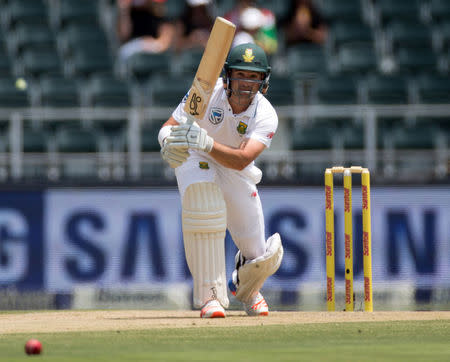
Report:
1,320,449,362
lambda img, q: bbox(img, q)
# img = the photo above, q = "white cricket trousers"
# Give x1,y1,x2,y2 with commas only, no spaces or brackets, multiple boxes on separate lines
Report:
175,153,266,260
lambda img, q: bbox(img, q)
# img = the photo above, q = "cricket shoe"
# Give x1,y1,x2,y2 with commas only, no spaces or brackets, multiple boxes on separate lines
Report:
200,299,226,318
244,292,269,316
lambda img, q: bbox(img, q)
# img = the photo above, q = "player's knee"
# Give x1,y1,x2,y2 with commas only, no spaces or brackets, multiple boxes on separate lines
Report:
182,182,227,234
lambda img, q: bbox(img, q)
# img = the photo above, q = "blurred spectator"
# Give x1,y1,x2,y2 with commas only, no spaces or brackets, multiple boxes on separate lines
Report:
225,0,278,55
116,0,175,60
279,0,328,47
173,0,215,52
231,7,265,47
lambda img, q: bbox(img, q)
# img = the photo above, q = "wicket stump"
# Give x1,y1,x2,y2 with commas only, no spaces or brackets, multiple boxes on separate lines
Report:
325,166,373,312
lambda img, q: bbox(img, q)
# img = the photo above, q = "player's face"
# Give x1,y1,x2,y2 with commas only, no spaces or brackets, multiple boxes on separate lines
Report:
229,69,264,101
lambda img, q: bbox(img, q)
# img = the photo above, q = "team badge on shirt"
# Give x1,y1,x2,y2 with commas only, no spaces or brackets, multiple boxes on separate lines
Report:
209,107,224,125
237,121,248,135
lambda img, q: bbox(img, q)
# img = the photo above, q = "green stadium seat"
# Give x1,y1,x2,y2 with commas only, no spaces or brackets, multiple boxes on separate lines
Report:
0,77,29,107
39,76,80,107
0,49,11,77
255,0,290,19
164,0,186,19
391,124,439,149
176,48,203,76
439,22,450,53
56,127,99,153
365,74,409,104
291,124,336,150
314,75,358,105
387,21,432,51
10,24,55,56
430,0,450,23
377,0,420,26
150,74,191,107
338,42,377,75
286,44,327,77
21,49,61,77
57,0,98,28
4,0,48,30
416,74,450,104
87,76,130,107
395,47,437,73
141,122,163,152
342,124,364,150
330,21,373,52
264,75,297,106
23,127,48,153
70,52,113,78
126,52,171,82
59,24,108,58
320,0,362,23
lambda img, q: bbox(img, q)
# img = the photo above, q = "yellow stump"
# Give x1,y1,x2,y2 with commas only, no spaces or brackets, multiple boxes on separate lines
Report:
362,169,373,312
343,169,354,311
325,169,335,311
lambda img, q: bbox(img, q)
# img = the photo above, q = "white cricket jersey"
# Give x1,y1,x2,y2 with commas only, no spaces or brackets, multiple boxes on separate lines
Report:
172,78,278,150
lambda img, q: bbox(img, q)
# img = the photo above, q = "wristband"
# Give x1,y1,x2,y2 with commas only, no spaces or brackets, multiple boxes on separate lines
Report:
158,125,172,148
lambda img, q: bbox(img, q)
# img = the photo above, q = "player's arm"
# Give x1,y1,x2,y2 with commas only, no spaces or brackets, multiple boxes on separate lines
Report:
209,138,265,170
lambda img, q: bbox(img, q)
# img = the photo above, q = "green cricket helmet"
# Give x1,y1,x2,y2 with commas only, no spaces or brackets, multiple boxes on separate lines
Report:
223,43,271,94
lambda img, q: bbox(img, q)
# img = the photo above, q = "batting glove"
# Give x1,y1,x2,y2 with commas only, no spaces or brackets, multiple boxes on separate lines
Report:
166,123,214,153
161,141,189,168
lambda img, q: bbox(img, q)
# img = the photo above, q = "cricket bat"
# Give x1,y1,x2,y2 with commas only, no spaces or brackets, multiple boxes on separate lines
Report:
183,17,236,124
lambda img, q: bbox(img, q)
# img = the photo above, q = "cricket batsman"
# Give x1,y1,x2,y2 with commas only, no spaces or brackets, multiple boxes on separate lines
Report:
158,43,283,318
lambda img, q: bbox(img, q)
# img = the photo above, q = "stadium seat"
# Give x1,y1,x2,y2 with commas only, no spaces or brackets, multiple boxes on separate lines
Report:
376,0,420,25
164,0,186,19
314,75,359,105
56,0,98,28
150,74,191,107
341,124,364,150
58,23,108,58
291,124,336,150
365,74,409,104
255,0,290,19
395,47,437,74
0,46,11,76
416,74,450,104
439,21,450,52
430,0,450,23
391,124,439,149
286,44,327,77
141,122,164,152
55,126,99,153
86,75,130,107
10,24,55,56
0,77,29,107
338,42,377,75
264,75,297,106
126,52,171,82
330,21,373,52
23,127,48,153
70,51,113,78
3,0,48,30
320,0,362,23
387,21,432,52
21,49,61,77
175,48,204,76
38,75,79,107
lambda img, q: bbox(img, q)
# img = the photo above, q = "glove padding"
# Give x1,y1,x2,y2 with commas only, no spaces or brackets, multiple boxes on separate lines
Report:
161,141,189,168
166,123,214,153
